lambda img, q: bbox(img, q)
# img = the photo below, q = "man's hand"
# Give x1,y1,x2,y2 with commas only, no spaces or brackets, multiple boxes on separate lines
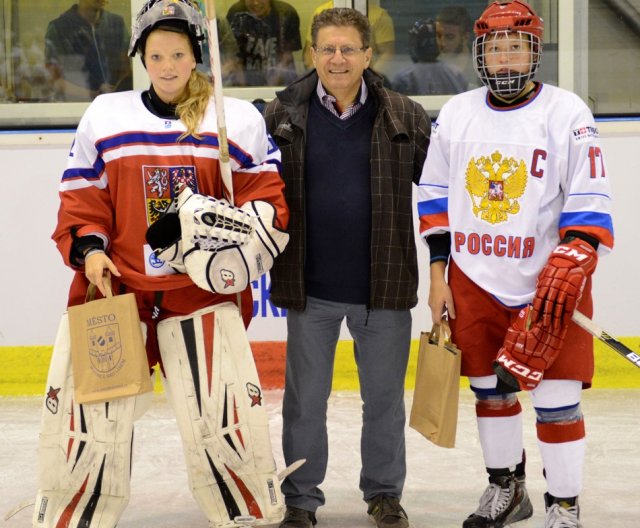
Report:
532,238,597,332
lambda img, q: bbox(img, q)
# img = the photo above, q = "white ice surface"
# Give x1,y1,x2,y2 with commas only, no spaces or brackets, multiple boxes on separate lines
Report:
2,389,638,527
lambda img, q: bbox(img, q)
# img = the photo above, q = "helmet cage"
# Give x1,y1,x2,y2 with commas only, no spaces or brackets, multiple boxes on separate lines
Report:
473,30,541,99
129,0,207,63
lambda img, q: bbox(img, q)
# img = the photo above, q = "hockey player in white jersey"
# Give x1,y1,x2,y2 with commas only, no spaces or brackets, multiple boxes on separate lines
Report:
33,1,289,527
417,1,614,527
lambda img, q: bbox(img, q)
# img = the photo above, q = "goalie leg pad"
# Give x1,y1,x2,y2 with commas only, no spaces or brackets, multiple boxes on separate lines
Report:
33,314,153,528
157,303,285,527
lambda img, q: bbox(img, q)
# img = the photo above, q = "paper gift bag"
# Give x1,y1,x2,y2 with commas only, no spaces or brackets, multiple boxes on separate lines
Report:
68,283,152,404
409,319,461,448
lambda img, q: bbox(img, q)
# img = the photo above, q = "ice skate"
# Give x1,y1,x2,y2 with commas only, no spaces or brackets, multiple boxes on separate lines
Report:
544,493,582,528
462,474,532,527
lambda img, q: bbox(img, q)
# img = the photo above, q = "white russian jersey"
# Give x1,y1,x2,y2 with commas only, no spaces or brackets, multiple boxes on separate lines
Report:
418,84,614,307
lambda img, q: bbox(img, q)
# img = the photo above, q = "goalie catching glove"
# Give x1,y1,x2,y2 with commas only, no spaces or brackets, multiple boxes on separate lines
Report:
147,188,289,293
531,237,598,333
493,305,568,392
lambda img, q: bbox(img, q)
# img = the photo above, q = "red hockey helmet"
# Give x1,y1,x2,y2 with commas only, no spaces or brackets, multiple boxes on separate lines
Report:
474,0,544,39
472,1,544,99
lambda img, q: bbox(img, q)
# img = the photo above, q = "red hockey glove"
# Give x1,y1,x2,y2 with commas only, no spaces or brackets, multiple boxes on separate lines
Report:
493,306,568,391
532,238,598,333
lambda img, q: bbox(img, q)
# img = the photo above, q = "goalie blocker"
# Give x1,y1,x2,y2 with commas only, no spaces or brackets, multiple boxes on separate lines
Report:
147,188,289,294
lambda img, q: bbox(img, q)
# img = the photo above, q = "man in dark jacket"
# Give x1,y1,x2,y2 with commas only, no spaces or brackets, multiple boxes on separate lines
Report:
264,8,430,528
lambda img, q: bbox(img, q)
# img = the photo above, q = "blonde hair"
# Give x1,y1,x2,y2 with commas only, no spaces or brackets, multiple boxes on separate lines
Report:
175,69,213,140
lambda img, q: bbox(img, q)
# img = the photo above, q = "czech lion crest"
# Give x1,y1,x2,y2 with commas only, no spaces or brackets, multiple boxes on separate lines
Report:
465,151,527,224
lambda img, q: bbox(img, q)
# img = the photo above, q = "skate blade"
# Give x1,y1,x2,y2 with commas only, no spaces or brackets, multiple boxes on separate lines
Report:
504,518,533,527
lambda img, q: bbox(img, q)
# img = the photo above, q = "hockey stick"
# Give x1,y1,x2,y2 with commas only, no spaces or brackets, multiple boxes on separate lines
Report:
572,311,640,368
202,0,234,205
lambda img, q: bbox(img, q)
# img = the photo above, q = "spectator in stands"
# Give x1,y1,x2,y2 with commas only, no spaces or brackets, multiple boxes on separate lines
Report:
45,0,132,101
435,5,479,89
227,0,302,86
196,14,246,86
392,18,468,95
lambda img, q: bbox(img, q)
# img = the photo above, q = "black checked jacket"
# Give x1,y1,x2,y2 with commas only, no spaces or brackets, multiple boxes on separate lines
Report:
264,69,431,311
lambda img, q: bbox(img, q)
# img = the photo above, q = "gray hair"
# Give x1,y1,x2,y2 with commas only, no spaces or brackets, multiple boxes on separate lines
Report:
310,8,371,49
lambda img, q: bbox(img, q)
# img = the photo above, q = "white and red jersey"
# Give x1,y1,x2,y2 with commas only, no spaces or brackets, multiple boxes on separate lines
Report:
53,90,287,292
418,84,614,307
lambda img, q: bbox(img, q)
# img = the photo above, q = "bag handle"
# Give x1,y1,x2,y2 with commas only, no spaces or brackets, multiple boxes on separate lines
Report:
429,318,448,346
429,317,457,354
85,273,113,302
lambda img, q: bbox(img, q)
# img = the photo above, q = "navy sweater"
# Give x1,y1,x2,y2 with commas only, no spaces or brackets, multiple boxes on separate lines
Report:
303,93,377,304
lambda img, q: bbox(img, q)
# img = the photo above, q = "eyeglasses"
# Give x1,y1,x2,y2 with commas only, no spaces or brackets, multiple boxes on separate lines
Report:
313,45,367,57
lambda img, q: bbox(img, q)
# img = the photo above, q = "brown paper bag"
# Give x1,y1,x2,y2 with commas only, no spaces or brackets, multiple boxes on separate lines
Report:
409,319,461,448
68,282,152,404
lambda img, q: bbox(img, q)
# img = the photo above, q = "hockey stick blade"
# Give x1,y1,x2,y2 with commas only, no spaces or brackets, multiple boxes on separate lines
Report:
277,458,306,481
572,311,640,368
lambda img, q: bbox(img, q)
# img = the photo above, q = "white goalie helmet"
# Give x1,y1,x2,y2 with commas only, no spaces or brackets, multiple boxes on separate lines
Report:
472,0,543,99
129,0,207,63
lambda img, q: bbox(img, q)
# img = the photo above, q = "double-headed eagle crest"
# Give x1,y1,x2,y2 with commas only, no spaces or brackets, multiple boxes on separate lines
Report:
465,151,528,224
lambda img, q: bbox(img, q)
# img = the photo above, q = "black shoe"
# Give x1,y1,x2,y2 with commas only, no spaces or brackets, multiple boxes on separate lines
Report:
279,506,317,528
367,494,409,528
463,474,533,527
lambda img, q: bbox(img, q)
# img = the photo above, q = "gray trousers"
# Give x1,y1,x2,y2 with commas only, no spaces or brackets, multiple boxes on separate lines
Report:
281,296,411,512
